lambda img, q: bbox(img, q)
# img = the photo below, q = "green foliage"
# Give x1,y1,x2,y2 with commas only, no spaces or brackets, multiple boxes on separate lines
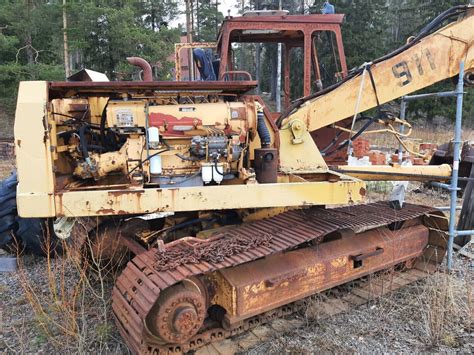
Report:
134,0,180,30
66,1,180,80
0,1,64,120
0,0,181,134
331,0,388,70
196,1,224,42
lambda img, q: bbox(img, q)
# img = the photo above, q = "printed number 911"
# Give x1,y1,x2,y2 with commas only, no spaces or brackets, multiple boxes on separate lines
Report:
392,48,436,87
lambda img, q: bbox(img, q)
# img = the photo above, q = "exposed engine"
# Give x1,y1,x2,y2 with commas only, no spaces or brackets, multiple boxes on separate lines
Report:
52,97,271,188
190,135,231,160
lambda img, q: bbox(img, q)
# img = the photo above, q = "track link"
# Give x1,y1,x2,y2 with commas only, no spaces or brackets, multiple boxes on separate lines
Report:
112,202,445,354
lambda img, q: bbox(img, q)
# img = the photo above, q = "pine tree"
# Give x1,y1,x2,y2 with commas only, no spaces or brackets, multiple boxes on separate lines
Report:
63,2,180,80
0,0,64,120
196,1,224,42
0,0,181,137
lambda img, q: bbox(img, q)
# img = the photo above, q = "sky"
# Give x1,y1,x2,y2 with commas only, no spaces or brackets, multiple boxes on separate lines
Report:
170,0,240,28
219,0,241,17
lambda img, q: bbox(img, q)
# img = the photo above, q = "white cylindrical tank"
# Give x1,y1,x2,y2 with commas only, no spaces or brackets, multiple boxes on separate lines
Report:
147,126,160,149
213,164,224,184
150,155,162,175
202,164,213,184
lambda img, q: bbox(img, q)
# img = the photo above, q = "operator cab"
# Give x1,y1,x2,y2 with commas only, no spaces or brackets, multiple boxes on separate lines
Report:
175,10,348,112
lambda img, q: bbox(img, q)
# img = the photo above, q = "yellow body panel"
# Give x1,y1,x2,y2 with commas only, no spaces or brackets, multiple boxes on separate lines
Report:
337,164,452,181
279,129,327,172
54,179,365,217
17,81,362,218
15,82,56,217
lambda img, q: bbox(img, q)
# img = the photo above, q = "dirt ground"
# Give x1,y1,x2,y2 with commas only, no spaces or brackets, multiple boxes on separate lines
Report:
0,163,473,353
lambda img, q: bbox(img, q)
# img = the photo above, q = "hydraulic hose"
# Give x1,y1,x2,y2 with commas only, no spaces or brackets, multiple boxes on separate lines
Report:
256,107,271,148
99,100,109,148
78,125,91,164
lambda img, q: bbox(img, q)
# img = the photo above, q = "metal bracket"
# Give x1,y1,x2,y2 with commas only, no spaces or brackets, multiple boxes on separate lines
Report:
350,247,384,261
290,120,305,144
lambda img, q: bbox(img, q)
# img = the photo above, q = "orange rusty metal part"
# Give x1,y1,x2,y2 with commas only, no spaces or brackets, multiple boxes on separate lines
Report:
88,219,147,266
212,224,428,324
111,202,446,354
217,13,348,100
145,284,206,344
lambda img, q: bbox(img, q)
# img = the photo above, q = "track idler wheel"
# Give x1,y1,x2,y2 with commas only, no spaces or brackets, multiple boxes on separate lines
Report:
146,283,206,345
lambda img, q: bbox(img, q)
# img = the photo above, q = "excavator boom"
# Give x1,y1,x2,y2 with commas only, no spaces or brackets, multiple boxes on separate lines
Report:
280,5,474,132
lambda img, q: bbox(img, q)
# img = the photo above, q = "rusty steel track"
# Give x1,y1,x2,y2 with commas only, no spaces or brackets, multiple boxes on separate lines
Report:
112,202,442,354
198,262,438,354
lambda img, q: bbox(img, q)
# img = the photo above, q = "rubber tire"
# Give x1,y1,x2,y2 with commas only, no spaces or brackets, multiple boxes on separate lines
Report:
16,218,63,257
0,214,16,234
0,171,62,256
0,172,18,250
0,197,17,219
0,171,17,197
0,229,14,248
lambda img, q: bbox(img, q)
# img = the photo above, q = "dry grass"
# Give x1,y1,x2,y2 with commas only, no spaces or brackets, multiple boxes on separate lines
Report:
361,123,474,150
247,268,473,354
417,271,473,346
7,232,128,354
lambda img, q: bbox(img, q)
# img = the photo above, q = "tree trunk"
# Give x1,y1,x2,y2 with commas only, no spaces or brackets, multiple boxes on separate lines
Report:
26,0,34,65
256,44,261,94
151,7,156,32
63,0,71,77
185,0,194,80
255,0,261,93
270,51,277,101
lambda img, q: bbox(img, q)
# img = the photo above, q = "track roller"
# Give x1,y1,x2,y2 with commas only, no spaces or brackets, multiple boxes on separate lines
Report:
145,282,207,345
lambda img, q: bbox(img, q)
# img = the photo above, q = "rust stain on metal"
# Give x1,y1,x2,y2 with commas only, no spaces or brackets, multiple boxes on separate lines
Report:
108,190,145,197
220,225,428,322
55,192,64,216
111,202,445,354
96,208,116,215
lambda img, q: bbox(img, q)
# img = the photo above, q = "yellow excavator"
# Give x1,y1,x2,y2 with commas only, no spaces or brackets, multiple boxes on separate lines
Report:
1,4,473,354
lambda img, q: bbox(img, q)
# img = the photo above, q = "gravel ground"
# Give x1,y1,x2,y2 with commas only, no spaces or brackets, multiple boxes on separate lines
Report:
0,182,472,354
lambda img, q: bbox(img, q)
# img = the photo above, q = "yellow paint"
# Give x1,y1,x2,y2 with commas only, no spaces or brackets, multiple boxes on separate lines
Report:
337,164,452,181
330,256,347,268
279,129,327,172
307,263,326,274
15,82,55,217
208,272,238,316
53,179,365,217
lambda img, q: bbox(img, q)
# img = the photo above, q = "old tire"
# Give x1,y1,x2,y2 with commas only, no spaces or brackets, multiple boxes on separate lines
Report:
0,171,62,256
17,218,63,256
0,172,19,251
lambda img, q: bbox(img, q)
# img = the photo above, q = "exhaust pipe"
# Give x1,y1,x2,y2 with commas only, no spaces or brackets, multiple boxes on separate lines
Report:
127,56,153,81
